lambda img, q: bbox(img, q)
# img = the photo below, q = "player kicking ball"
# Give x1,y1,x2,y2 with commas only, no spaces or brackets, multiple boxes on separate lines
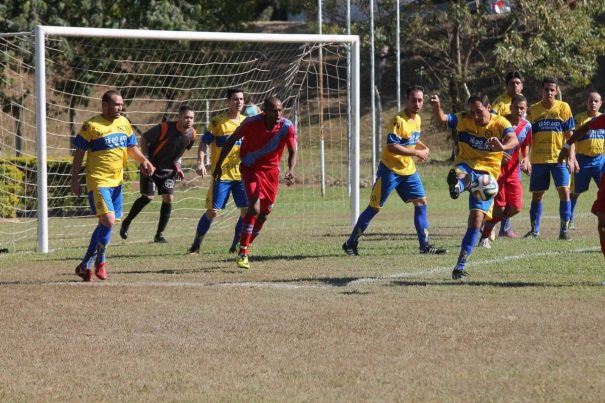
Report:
431,94,517,280
342,86,446,256
212,97,297,269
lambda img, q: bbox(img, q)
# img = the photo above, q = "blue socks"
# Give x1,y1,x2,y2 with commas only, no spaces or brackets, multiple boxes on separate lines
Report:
457,227,481,269
347,207,378,245
560,200,572,228
95,223,112,265
414,204,429,249
529,201,543,234
82,226,99,268
191,214,213,250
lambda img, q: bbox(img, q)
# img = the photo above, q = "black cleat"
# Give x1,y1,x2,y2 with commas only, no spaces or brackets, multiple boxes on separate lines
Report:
119,219,130,240
452,268,469,280
523,230,539,239
420,244,447,255
447,169,460,199
228,242,239,253
154,233,168,243
342,241,359,256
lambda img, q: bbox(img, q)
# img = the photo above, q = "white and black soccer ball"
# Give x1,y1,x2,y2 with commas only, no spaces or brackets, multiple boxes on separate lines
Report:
470,174,498,201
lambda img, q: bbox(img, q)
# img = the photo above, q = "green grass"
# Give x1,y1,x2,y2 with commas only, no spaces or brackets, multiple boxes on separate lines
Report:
1,164,604,401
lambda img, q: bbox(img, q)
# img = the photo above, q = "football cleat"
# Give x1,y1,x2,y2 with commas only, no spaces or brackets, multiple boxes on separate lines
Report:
558,230,571,241
523,230,540,239
478,237,491,249
568,219,576,230
419,244,447,255
188,246,200,255
75,263,92,282
228,242,239,253
154,233,168,243
342,241,359,256
94,262,108,280
119,219,130,240
236,253,250,270
451,268,469,280
447,169,460,199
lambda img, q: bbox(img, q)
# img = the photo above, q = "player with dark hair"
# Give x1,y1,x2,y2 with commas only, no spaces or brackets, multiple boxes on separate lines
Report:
491,70,525,238
189,88,247,254
120,104,197,243
213,96,297,269
524,77,575,240
71,90,154,281
568,91,602,229
479,94,532,248
430,93,517,280
558,109,605,259
342,85,446,256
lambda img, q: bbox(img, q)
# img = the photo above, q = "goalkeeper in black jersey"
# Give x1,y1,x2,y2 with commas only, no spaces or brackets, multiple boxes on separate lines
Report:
120,104,197,242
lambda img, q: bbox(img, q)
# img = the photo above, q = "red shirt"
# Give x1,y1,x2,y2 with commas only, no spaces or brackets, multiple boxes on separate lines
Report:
239,115,297,170
500,118,532,182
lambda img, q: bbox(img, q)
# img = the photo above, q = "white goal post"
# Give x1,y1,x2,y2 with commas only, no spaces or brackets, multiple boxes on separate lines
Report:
30,26,360,253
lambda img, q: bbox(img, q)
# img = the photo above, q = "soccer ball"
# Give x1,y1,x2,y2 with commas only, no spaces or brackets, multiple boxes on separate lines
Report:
470,174,498,201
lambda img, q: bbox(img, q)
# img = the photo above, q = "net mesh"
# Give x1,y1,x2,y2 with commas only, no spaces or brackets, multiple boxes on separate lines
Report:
0,32,353,252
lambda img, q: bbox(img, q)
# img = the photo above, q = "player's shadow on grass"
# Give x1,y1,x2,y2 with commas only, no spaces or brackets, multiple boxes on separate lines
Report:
389,279,574,288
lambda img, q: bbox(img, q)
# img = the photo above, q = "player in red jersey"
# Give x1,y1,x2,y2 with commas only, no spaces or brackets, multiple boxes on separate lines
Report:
478,95,532,248
559,113,605,259
213,97,298,269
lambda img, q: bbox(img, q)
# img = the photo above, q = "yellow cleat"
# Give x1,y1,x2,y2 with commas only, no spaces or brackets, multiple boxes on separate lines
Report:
236,254,250,269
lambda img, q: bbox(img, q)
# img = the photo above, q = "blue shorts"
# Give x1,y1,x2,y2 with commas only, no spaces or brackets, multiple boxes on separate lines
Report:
529,163,570,192
369,163,426,209
572,154,605,194
455,163,494,217
88,186,123,218
205,180,248,210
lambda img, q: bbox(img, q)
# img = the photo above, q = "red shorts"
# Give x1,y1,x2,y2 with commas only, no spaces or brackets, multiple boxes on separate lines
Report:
241,166,279,214
591,174,605,215
494,177,522,210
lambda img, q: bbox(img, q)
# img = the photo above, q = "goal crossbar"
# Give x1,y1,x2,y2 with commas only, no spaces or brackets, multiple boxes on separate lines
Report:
33,25,360,253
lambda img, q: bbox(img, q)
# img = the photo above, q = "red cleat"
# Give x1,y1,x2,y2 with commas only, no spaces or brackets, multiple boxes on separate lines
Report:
95,262,108,280
75,263,92,282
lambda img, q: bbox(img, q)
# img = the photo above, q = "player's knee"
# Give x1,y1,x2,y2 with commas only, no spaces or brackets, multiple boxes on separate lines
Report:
506,206,520,216
142,194,154,201
162,194,173,204
205,209,218,219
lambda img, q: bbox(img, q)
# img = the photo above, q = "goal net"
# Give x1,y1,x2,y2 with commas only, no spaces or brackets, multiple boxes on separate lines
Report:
0,27,359,253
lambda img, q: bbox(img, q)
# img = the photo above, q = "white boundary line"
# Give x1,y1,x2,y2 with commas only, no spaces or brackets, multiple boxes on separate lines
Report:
37,246,601,289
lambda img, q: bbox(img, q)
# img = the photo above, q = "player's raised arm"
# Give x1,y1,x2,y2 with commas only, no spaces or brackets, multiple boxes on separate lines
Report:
429,95,448,125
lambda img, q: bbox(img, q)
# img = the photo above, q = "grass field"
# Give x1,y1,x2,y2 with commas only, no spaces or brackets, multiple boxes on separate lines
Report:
1,163,604,401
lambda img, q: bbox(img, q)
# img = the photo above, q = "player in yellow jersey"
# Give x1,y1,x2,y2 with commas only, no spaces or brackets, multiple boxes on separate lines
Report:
524,77,575,240
71,90,154,281
431,94,517,280
189,88,248,254
491,71,525,238
342,86,447,256
492,71,524,117
568,91,603,229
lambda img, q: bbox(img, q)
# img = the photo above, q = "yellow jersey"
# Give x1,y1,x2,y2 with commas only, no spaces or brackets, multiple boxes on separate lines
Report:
202,113,246,181
73,115,136,190
528,100,575,164
380,111,422,176
573,111,603,157
492,92,513,116
447,112,513,179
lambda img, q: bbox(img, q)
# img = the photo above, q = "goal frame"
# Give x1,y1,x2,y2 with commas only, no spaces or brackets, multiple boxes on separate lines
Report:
33,25,360,253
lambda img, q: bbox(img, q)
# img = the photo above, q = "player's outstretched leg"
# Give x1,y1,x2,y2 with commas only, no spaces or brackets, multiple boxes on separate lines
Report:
447,169,462,199
94,222,112,280
120,196,151,239
452,226,481,280
236,215,256,269
189,212,214,254
343,206,378,256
